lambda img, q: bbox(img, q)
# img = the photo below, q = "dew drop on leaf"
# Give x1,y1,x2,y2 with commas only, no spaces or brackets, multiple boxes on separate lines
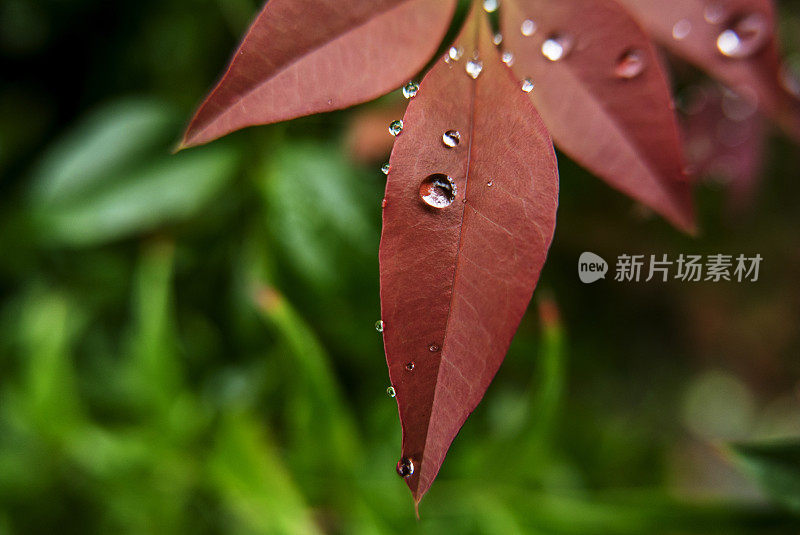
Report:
381,198,388,208
449,46,464,62
403,81,419,99
502,51,515,66
521,19,537,37
541,35,573,62
381,163,390,175
716,13,769,58
615,50,646,79
521,78,534,92
375,320,385,332
487,180,494,186
389,120,404,136
429,343,440,352
387,386,396,398
483,0,498,13
396,457,414,477
466,59,484,79
672,19,692,40
442,130,461,148
419,174,457,208
493,33,503,46
405,362,415,371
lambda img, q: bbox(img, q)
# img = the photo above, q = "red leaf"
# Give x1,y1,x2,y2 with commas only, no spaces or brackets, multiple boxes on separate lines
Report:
379,8,559,506
617,0,800,141
181,0,456,148
501,0,696,232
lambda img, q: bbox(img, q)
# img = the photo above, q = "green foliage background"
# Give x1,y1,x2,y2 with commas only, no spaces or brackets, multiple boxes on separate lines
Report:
1,0,799,533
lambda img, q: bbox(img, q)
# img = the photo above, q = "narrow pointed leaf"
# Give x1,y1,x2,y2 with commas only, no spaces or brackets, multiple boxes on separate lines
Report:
182,0,457,148
501,0,695,232
617,0,800,141
379,9,559,504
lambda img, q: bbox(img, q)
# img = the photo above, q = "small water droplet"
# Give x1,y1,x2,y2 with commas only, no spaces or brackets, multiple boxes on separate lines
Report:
389,120,404,136
386,386,396,398
381,198,387,208
429,344,440,352
502,51,515,66
466,59,483,79
521,19,537,37
615,49,646,79
483,0,498,13
704,3,726,24
405,362,415,371
521,78,534,92
381,163,390,175
419,174,457,208
449,46,464,61
402,81,419,99
716,13,769,58
493,33,503,46
396,457,414,477
541,35,573,62
672,19,692,40
375,320,384,333
442,130,461,148
487,180,494,187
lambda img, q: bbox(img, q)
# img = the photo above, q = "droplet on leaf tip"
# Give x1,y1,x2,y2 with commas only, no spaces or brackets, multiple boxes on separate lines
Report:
521,19,537,37
389,120,403,136
396,457,414,477
419,174,456,208
442,130,461,148
402,81,419,99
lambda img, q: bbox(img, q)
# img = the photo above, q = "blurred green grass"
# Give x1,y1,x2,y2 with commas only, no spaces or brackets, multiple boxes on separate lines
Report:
1,0,800,533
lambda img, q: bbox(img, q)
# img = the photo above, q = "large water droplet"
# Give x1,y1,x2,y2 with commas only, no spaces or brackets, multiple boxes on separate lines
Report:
375,320,384,332
402,81,419,99
716,13,769,58
483,0,498,13
521,78,534,92
541,35,572,62
381,163,390,175
442,130,461,148
386,386,396,398
521,19,537,37
502,51,515,66
419,174,457,208
493,33,503,46
672,19,692,40
396,457,414,477
448,46,464,62
466,59,483,79
615,50,646,79
389,120,403,136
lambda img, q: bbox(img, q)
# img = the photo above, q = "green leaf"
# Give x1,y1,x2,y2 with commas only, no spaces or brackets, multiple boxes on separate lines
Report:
731,439,800,513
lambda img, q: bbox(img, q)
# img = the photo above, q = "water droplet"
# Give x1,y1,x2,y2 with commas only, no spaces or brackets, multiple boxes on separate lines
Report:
429,343,440,352
521,78,534,92
375,320,384,332
386,386,396,398
466,59,483,79
402,81,419,99
672,19,692,40
396,457,414,477
502,51,515,66
483,0,498,13
449,46,464,61
381,163,390,175
521,19,537,37
716,13,769,58
442,130,461,148
704,3,726,24
541,35,572,62
615,50,646,79
389,120,403,136
487,180,494,187
419,174,457,208
381,198,388,208
493,33,503,46
405,362,415,371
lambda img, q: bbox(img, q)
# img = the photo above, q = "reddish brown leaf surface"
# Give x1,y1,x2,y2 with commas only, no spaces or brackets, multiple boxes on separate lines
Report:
181,0,456,148
501,0,696,233
379,9,559,505
617,0,800,141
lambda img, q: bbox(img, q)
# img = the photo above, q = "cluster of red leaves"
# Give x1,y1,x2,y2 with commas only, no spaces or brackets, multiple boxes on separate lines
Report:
182,0,800,506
